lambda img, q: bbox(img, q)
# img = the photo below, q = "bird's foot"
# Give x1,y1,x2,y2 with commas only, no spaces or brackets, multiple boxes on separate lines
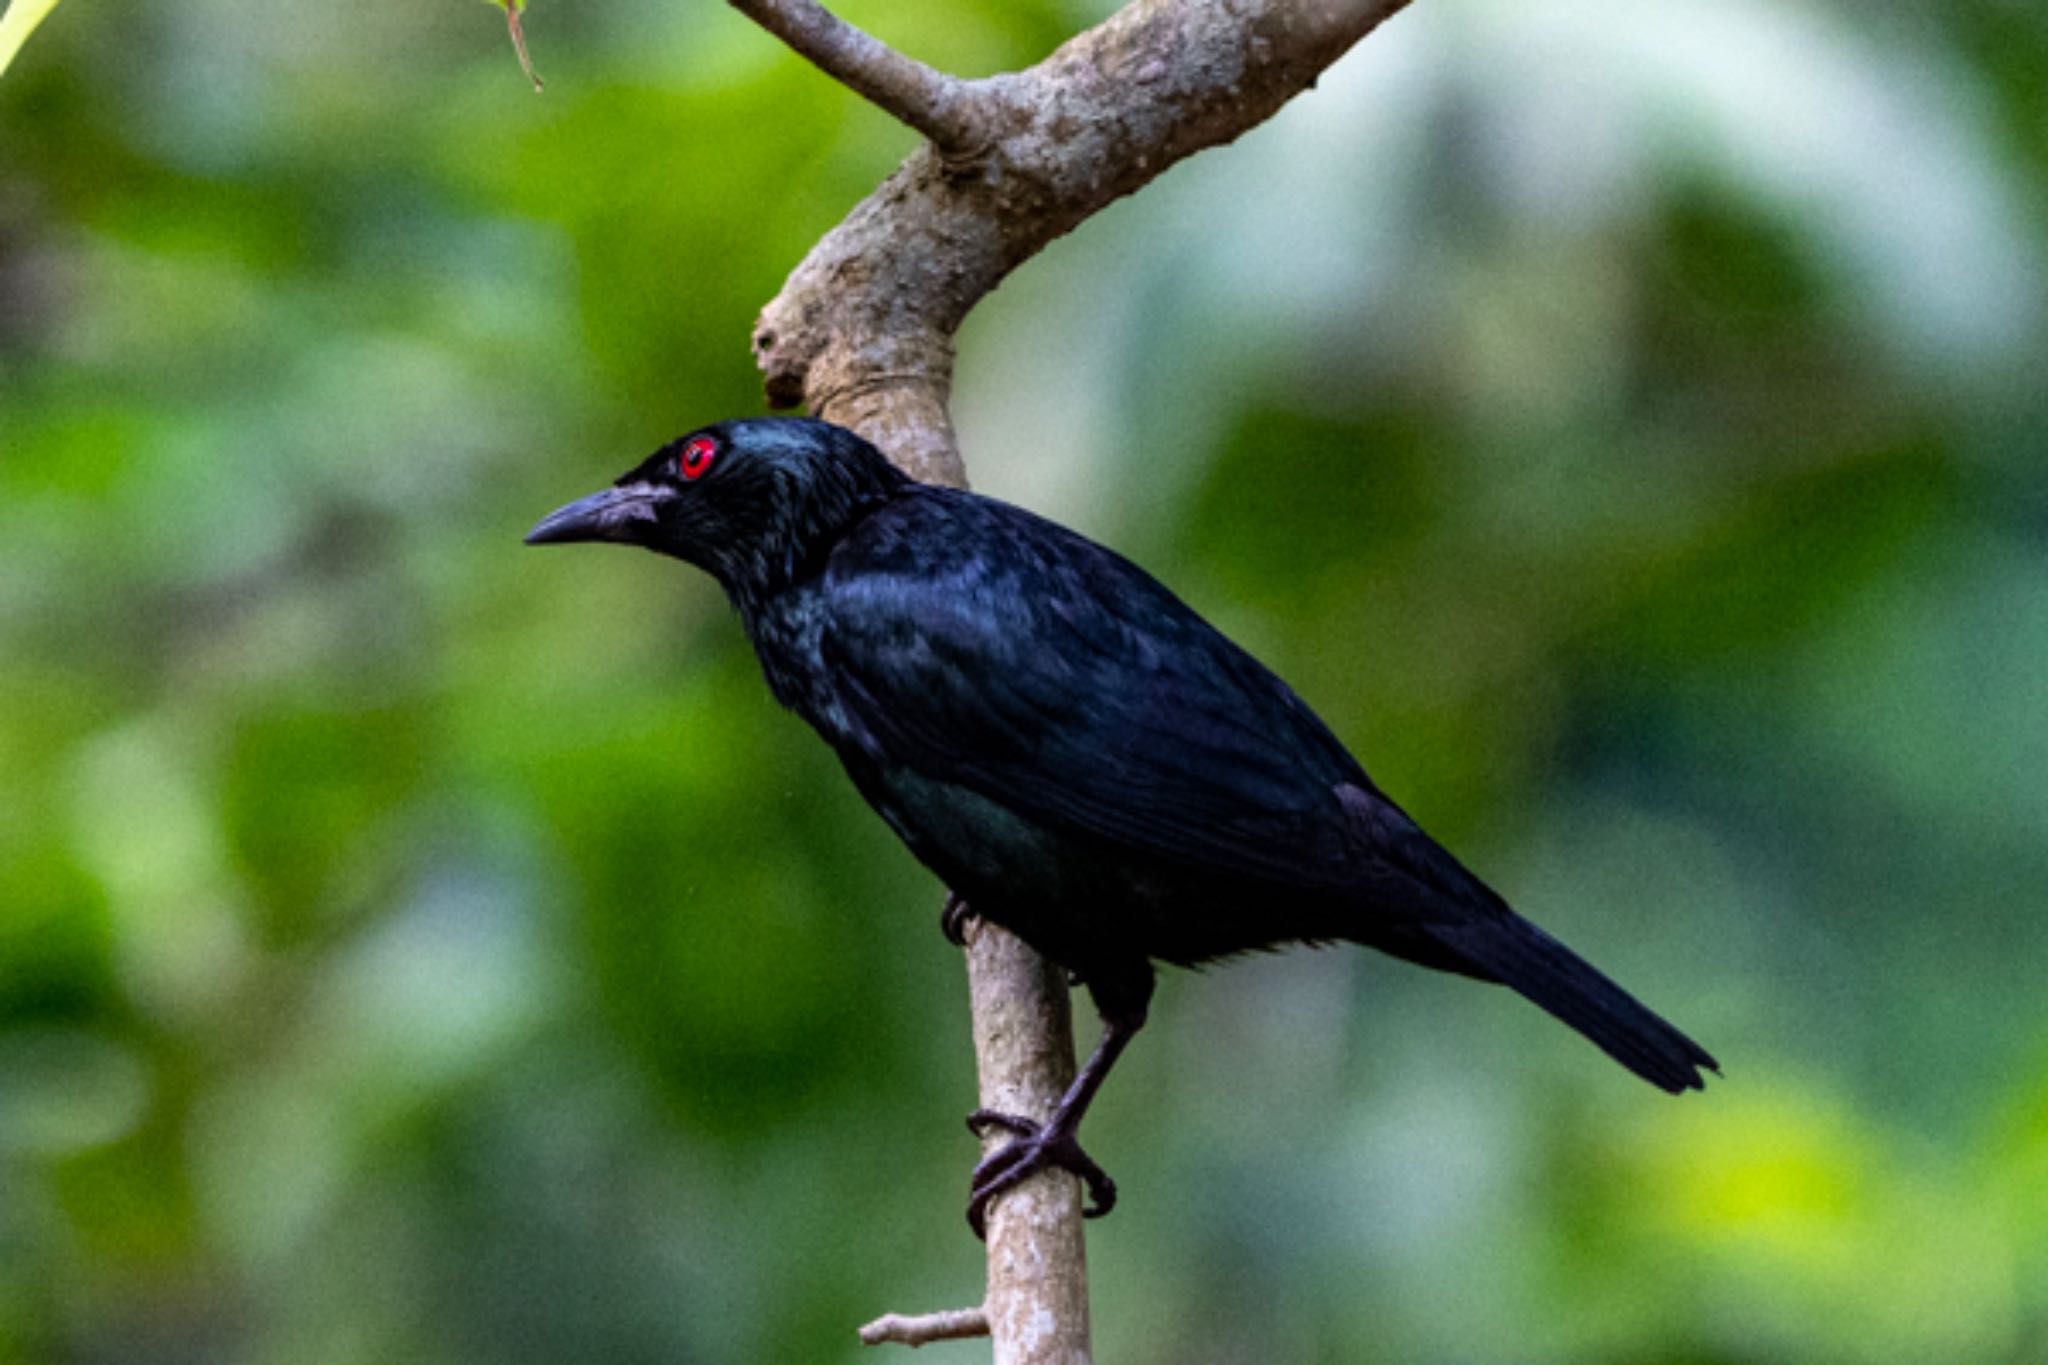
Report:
940,893,977,947
963,1109,1116,1239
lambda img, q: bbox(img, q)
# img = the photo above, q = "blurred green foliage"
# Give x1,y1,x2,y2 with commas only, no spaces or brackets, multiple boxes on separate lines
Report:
2,0,2046,1362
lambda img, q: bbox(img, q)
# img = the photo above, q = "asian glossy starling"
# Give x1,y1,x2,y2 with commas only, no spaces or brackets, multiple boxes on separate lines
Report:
526,417,1717,1236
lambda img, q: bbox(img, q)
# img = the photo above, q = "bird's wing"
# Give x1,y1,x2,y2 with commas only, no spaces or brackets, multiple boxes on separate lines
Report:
813,496,1375,891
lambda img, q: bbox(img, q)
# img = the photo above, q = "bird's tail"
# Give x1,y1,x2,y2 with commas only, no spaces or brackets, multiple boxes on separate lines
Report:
1424,914,1718,1093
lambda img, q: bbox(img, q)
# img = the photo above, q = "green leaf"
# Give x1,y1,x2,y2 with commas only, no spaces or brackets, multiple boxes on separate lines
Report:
0,0,62,80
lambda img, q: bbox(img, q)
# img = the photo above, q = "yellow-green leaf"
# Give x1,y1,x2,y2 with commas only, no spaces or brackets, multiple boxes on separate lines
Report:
0,0,63,80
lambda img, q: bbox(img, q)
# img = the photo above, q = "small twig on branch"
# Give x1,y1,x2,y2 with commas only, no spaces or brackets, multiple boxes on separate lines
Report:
725,0,985,150
858,1306,992,1348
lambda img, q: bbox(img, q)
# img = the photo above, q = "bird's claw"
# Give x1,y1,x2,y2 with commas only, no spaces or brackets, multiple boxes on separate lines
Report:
964,1108,1117,1239
940,893,976,947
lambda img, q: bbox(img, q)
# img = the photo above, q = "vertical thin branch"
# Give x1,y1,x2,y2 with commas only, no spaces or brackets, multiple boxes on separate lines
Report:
736,1,1420,1359
964,924,1090,1365
813,375,1090,1364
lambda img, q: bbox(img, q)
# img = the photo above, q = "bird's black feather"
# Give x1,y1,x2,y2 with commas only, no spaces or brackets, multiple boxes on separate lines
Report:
807,490,1373,895
527,417,1718,1221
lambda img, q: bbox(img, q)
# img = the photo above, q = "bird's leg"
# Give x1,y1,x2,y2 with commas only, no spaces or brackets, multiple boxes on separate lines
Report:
939,892,976,947
964,1008,1143,1239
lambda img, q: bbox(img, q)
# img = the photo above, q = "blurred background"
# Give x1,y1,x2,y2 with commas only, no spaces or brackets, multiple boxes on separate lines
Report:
3,0,2046,1360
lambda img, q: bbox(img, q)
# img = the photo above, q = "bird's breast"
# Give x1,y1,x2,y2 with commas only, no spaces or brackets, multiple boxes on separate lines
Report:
739,586,838,718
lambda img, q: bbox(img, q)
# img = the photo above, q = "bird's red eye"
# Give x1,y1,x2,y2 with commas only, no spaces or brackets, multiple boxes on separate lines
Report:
678,436,718,481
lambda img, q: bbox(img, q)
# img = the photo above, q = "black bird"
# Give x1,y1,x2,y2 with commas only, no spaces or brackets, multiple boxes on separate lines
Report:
527,417,1717,1235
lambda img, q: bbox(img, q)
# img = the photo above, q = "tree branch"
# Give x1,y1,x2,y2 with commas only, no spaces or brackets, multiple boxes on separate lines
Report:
751,0,1414,481
726,0,987,151
962,918,1090,1362
739,0,1419,1359
859,1307,991,1348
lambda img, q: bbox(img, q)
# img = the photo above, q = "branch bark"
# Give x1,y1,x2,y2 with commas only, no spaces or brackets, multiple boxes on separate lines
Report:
859,1306,992,1348
731,1,1416,1360
724,1,985,150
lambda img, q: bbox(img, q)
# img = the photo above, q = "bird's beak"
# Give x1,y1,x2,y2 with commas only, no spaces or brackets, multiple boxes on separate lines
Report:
524,483,669,546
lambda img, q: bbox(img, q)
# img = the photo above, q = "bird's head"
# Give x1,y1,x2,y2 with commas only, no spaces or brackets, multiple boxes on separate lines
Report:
525,417,910,600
